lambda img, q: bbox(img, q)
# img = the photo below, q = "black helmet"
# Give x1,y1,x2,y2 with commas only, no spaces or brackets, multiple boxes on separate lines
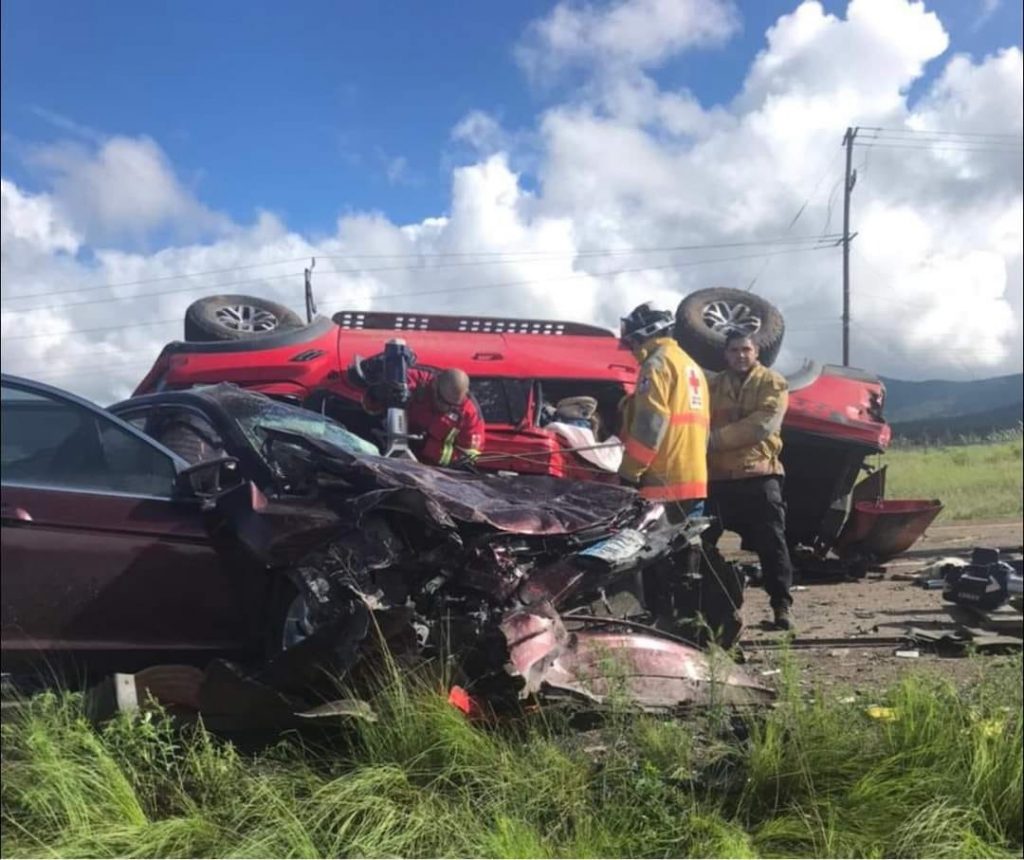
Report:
620,302,674,347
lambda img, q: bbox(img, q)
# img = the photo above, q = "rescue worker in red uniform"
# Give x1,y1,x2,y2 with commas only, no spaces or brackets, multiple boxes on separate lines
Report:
365,367,486,467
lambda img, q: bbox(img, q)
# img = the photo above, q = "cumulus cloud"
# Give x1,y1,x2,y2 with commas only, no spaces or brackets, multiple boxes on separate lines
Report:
1,0,1022,405
26,135,228,245
1,179,79,256
516,0,740,80
738,0,948,110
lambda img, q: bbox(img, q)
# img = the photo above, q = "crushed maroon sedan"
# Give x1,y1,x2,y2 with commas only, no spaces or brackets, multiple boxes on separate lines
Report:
1,375,769,716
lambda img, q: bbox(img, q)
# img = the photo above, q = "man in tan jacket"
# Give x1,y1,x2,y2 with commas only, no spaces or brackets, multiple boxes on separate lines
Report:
707,332,795,630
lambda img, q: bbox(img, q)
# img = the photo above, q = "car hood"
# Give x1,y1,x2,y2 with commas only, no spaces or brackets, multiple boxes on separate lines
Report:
266,428,644,536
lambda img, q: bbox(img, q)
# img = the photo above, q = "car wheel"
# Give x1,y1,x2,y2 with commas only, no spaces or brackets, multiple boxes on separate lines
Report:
184,294,304,342
675,287,785,372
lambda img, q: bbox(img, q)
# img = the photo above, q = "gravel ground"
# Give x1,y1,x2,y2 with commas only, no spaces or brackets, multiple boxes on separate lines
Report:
721,518,1024,693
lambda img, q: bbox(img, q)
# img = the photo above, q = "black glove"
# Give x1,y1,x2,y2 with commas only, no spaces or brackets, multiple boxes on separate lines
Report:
346,355,369,389
450,453,480,473
365,379,410,408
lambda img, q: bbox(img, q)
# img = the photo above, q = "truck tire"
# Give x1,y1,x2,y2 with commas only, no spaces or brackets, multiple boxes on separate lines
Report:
675,287,785,372
184,294,304,342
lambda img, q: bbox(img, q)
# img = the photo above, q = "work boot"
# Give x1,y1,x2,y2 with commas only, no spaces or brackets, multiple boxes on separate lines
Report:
772,604,794,632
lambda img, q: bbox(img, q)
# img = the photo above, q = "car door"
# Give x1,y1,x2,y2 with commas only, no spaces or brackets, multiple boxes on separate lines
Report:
1,378,252,674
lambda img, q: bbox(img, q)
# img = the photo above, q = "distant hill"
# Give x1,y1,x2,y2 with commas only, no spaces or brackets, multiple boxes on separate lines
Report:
881,373,1023,440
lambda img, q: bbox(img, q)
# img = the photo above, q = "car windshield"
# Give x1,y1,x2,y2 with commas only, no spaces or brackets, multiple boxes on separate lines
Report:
208,386,379,460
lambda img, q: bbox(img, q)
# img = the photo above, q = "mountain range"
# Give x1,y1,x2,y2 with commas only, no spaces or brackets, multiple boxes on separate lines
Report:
881,373,1023,439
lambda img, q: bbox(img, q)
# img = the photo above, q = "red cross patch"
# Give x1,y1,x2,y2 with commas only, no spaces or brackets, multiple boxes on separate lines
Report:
687,367,703,409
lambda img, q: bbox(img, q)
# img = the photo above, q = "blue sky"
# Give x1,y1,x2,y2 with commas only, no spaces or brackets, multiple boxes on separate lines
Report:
1,0,1021,394
2,0,1019,232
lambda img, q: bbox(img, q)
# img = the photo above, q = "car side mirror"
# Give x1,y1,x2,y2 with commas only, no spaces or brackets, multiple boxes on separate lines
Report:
175,456,244,503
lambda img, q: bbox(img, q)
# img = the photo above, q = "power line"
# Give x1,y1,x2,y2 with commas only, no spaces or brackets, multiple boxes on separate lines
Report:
366,244,839,306
12,360,158,383
854,141,1023,154
2,236,846,313
0,257,313,301
1,242,840,337
3,244,841,343
745,149,844,292
4,273,305,313
858,126,1024,142
0,235,844,305
3,318,182,342
317,236,838,259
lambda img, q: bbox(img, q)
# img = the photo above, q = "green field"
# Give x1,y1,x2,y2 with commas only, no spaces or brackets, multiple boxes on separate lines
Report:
2,656,1021,859
881,437,1023,521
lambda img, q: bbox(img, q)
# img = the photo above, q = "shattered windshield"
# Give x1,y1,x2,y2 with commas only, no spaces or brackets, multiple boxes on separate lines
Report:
209,386,380,460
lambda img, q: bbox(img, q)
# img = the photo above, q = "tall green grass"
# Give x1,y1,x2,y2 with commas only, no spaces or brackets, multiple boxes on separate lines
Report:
3,655,1021,858
881,438,1023,521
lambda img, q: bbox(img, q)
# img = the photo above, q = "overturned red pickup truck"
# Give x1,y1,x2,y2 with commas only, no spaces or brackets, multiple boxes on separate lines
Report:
133,290,941,572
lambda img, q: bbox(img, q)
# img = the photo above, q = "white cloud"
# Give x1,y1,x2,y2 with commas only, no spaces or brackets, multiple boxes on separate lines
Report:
26,135,227,244
1,179,80,256
1,0,1022,405
738,0,948,110
516,0,739,81
452,110,509,154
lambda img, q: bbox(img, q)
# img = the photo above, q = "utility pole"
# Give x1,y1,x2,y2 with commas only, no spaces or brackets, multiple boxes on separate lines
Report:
304,257,317,323
841,126,858,366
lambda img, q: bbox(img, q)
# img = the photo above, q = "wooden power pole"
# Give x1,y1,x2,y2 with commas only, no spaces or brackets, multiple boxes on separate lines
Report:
841,126,858,366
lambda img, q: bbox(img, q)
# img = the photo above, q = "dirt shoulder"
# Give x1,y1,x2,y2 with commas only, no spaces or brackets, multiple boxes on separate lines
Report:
722,518,1024,693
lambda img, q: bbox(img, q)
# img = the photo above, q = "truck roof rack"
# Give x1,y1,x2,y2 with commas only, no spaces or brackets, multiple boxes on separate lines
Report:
332,310,615,338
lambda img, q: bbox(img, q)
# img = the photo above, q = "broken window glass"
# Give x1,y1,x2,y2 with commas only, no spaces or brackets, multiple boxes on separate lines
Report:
230,396,379,459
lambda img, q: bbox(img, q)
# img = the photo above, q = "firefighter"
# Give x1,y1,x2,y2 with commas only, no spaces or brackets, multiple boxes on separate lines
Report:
617,302,710,513
706,331,795,631
617,302,713,633
365,366,486,467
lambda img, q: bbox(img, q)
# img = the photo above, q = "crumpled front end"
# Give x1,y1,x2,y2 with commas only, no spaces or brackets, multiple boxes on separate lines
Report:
500,601,772,711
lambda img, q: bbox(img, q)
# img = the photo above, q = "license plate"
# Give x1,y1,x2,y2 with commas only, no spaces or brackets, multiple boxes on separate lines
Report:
578,528,646,563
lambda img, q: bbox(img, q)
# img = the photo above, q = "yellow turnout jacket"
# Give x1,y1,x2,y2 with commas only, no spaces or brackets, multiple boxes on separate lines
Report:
618,336,710,501
708,363,788,480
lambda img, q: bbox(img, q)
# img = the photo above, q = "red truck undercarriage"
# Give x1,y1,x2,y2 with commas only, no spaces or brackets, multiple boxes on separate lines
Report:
134,306,942,576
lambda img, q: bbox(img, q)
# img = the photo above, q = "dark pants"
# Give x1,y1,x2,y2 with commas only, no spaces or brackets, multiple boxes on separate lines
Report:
641,499,744,646
706,476,793,610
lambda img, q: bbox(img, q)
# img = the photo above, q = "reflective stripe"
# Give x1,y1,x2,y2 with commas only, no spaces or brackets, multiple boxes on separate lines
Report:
438,428,458,466
640,481,707,501
633,407,667,449
623,435,657,467
670,412,710,427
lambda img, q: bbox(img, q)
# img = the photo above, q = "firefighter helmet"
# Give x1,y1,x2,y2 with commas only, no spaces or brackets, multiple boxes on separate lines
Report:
620,302,674,347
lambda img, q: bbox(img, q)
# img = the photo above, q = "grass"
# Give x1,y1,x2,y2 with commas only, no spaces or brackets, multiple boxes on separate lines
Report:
2,654,1021,858
880,436,1023,521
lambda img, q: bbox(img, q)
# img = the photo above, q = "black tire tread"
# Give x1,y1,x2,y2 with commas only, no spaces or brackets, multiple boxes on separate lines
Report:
184,294,304,342
675,287,785,371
